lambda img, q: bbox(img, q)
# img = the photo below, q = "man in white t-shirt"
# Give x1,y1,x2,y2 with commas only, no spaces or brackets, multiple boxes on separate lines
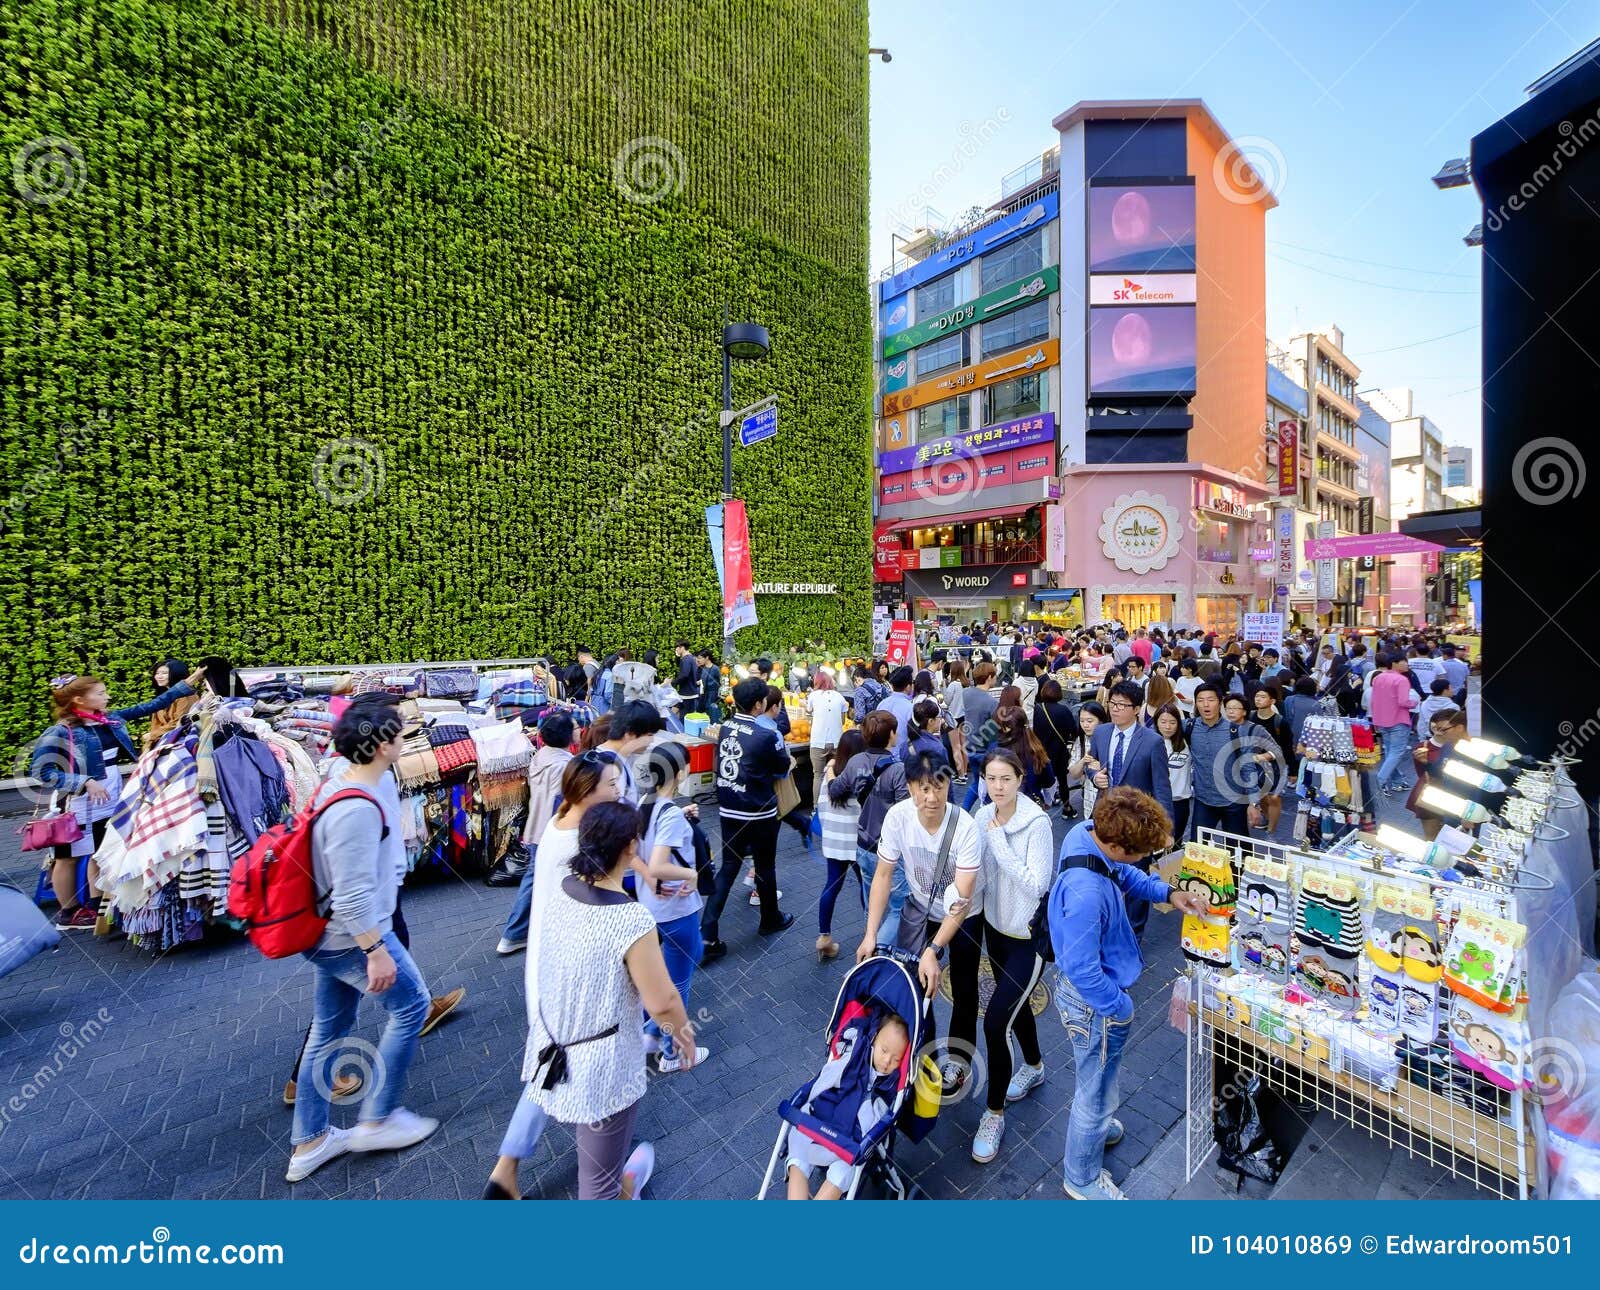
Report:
857,749,981,1090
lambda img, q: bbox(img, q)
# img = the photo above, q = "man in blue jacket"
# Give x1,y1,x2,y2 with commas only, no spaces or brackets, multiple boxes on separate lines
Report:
1087,680,1173,942
1047,789,1209,1200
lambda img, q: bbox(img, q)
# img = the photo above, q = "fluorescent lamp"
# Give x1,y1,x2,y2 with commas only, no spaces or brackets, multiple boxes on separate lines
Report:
1375,823,1442,865
1417,784,1492,824
1442,759,1506,794
1454,737,1519,769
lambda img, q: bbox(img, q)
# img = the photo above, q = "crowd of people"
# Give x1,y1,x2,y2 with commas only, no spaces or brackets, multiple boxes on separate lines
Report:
24,617,1474,1200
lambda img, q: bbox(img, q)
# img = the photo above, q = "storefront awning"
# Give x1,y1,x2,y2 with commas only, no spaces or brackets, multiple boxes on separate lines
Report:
1397,506,1482,547
1031,589,1080,600
883,505,1034,533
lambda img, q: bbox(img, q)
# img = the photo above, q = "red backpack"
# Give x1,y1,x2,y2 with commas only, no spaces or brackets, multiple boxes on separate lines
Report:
228,788,385,959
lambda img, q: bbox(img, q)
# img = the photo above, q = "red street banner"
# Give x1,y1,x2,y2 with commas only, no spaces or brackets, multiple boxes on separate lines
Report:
885,620,916,668
1303,531,1446,561
723,499,758,635
1277,420,1298,497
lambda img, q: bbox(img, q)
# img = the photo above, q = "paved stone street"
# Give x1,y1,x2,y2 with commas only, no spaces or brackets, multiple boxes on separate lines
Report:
0,742,1483,1201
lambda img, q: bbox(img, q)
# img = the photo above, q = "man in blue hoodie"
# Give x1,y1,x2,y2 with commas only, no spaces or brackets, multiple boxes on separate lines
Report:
1047,787,1210,1200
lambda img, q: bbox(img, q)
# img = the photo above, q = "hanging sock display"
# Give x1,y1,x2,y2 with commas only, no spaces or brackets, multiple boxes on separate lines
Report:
1176,842,1236,966
1447,996,1531,1090
1233,858,1292,984
1443,909,1527,1012
1292,868,1363,1013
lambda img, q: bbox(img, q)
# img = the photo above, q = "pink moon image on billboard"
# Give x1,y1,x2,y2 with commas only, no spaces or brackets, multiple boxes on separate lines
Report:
1089,305,1197,395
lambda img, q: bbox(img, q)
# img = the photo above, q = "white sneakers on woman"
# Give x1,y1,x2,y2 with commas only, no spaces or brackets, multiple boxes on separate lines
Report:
350,1107,440,1153
1006,1062,1045,1102
286,1127,352,1182
971,1111,1006,1163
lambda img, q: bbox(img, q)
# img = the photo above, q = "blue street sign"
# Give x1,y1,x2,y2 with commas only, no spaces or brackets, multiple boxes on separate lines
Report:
739,404,778,447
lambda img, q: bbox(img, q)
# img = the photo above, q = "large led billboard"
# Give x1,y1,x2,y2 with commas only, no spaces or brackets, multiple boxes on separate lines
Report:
1087,183,1196,273
1087,305,1197,395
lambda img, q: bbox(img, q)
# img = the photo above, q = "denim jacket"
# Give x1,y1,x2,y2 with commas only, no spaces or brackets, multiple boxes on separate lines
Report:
30,682,197,793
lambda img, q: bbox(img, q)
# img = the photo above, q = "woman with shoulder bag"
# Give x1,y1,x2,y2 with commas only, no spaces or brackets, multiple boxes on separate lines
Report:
1032,678,1078,819
30,668,203,930
966,750,1054,1165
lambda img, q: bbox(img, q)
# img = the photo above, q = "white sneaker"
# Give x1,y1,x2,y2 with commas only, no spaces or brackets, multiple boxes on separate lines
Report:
971,1110,1005,1163
1064,1169,1126,1200
1006,1062,1045,1103
621,1142,655,1199
350,1107,439,1153
496,937,526,955
749,889,783,905
656,1045,708,1074
286,1126,352,1183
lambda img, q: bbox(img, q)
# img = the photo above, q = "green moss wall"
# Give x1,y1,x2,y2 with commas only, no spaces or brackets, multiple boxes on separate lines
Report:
0,0,872,749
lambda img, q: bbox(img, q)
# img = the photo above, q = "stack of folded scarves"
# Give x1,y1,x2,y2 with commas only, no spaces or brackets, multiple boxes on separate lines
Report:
428,723,477,778
471,720,534,811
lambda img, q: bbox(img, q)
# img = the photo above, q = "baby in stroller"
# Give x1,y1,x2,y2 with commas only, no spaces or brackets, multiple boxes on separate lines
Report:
786,1012,910,1199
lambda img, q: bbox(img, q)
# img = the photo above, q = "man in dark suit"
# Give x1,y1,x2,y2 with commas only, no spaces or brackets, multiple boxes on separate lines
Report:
1088,680,1175,941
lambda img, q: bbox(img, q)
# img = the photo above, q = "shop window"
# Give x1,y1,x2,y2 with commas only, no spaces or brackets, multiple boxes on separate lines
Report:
917,395,970,442
1195,518,1236,563
912,332,964,380
981,298,1050,359
916,271,959,320
984,372,1045,424
980,229,1045,291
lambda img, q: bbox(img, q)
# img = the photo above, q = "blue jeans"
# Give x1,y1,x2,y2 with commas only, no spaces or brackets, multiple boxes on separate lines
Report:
644,913,702,1059
818,858,865,935
291,932,431,1145
500,843,538,945
863,846,907,949
499,1085,550,1159
1376,722,1412,789
1055,977,1134,1189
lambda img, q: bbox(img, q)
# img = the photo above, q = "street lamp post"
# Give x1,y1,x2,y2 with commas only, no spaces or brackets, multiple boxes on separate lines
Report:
718,319,771,665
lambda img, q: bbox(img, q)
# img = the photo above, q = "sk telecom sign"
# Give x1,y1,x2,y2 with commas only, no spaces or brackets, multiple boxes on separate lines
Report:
883,266,1060,359
882,339,1060,417
1087,273,1197,306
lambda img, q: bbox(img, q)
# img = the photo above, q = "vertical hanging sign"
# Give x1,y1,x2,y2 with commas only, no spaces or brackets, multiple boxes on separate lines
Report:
722,499,758,635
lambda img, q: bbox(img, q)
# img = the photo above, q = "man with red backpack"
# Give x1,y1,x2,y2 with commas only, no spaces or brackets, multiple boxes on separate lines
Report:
285,702,439,1184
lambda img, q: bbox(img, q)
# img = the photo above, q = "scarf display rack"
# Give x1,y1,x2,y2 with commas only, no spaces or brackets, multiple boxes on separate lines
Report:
1180,789,1579,1200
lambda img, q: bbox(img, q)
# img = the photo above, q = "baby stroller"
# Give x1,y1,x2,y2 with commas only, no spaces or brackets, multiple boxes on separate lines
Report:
757,954,933,1199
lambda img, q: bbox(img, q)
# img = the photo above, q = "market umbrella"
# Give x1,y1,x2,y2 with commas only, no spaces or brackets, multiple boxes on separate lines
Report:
0,882,60,979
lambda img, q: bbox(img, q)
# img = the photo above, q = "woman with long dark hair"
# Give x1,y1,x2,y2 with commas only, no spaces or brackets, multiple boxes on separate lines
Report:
988,706,1056,806
815,729,868,961
1032,677,1078,819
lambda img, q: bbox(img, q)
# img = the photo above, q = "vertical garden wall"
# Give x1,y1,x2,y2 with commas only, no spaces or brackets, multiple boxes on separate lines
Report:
0,0,872,749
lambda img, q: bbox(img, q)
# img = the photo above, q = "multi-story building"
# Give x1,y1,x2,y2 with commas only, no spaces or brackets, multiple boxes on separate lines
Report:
1277,326,1368,625
1369,386,1446,625
1265,347,1313,620
1353,397,1393,624
872,99,1278,634
1445,445,1473,490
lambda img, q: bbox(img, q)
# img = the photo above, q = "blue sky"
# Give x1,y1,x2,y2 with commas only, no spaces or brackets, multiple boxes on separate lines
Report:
867,0,1594,469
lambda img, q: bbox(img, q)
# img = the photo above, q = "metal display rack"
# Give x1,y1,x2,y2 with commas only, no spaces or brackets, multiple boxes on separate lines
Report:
1182,827,1546,1200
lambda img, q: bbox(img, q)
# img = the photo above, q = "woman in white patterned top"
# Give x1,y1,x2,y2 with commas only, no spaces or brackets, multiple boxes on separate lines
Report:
524,801,696,1199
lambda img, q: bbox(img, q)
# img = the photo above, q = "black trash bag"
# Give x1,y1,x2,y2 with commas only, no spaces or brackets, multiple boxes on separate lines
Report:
1215,1070,1286,1184
486,840,531,888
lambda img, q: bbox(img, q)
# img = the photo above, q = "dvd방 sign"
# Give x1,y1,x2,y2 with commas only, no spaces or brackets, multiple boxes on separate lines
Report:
882,266,1060,359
